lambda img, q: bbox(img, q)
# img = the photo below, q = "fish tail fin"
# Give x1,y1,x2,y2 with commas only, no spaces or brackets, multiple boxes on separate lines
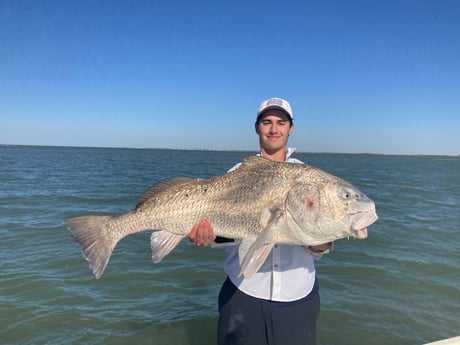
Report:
65,215,116,279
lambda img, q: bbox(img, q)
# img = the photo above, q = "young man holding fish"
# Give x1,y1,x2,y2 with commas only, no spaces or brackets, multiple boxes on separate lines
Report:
189,97,332,345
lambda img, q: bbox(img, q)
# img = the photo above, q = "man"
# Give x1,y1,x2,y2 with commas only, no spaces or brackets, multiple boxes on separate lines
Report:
189,97,332,345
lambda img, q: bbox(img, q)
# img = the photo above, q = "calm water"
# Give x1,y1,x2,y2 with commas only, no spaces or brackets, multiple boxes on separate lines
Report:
1,145,459,345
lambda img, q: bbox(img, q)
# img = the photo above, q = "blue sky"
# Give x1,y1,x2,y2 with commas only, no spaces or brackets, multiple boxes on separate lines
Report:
1,1,459,155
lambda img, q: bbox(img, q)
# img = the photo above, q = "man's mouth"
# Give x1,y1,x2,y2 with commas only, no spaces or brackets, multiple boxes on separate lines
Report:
267,136,280,142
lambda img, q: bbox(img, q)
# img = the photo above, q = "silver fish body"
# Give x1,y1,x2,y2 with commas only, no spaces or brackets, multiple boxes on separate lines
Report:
65,156,378,279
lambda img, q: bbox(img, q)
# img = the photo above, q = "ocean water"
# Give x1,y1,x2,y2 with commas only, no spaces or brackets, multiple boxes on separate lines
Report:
0,145,459,345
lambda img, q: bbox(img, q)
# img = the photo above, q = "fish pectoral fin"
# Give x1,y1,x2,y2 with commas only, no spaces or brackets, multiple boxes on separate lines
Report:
238,238,256,265
150,231,185,263
260,205,284,228
239,239,275,279
238,206,285,278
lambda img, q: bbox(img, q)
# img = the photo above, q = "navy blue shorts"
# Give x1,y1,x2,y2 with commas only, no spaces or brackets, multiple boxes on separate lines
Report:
217,277,320,345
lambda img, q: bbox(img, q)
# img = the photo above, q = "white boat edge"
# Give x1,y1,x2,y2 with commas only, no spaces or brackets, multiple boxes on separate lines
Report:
424,336,460,345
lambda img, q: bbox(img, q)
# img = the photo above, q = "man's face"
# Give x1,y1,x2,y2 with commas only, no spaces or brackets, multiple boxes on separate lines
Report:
255,109,294,154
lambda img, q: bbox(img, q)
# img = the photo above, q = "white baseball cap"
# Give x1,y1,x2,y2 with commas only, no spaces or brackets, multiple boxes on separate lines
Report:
257,97,293,120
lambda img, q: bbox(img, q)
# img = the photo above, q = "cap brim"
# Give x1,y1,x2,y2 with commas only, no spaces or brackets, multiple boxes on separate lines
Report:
257,106,293,119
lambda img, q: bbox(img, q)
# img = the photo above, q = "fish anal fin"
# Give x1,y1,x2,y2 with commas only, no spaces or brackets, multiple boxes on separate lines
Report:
150,231,185,263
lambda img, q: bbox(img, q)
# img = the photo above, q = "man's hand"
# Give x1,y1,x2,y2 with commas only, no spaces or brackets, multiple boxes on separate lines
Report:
309,242,332,253
188,218,216,246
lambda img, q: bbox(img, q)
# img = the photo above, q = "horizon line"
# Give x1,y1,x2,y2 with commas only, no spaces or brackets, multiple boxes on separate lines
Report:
1,143,458,158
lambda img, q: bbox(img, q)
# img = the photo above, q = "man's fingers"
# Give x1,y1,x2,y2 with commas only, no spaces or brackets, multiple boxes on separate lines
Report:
188,224,198,240
189,218,216,246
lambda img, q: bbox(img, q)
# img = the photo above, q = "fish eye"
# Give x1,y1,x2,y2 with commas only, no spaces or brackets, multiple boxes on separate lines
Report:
340,188,352,200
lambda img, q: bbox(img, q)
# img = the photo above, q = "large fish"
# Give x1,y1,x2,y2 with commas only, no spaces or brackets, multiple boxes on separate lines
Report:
65,156,378,279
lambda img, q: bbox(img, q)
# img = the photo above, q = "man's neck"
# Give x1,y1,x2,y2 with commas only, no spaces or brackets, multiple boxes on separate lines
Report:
260,148,287,162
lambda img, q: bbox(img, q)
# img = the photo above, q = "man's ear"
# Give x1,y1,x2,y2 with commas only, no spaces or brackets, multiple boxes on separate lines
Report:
255,122,260,135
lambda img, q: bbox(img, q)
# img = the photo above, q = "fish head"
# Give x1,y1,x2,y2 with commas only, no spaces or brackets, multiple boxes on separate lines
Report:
284,172,378,244
339,184,378,239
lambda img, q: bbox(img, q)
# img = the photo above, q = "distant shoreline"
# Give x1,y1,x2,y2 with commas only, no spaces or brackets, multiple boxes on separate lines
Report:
1,143,459,159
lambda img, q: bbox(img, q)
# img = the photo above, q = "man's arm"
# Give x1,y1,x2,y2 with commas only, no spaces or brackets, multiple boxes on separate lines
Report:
309,243,333,253
189,218,234,246
189,219,333,251
308,242,334,259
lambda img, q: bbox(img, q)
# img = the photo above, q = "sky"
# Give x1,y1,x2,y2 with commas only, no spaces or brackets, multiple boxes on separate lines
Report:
1,1,459,155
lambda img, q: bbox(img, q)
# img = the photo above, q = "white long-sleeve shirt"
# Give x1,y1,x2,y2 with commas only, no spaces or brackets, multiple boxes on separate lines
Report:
223,148,323,302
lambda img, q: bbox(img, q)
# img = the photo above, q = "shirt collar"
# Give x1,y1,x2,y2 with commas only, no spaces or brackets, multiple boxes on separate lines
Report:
286,147,297,159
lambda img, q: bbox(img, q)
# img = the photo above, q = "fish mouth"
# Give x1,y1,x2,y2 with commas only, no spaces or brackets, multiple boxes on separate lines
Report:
351,227,369,239
348,211,378,239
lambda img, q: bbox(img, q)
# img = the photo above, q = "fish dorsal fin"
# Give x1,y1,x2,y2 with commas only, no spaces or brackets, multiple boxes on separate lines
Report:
136,177,196,209
238,155,273,170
